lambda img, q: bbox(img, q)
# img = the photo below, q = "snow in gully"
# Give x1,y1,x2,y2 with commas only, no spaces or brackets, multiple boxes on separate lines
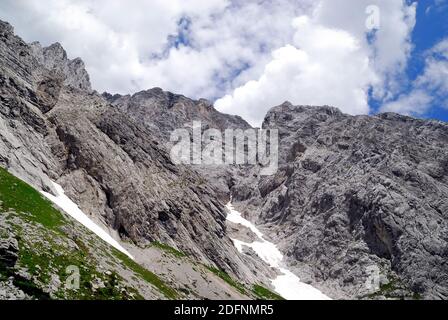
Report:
226,203,329,300
41,181,133,259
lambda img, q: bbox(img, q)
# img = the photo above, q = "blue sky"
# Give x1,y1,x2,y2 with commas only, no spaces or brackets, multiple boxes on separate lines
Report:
370,0,448,121
409,0,448,121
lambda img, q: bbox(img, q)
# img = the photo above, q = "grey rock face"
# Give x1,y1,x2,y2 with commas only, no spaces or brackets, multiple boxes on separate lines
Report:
0,21,61,194
0,19,260,285
2,17,448,300
0,279,29,300
30,41,91,92
233,102,448,299
104,88,250,140
46,90,252,276
106,87,252,200
0,224,18,269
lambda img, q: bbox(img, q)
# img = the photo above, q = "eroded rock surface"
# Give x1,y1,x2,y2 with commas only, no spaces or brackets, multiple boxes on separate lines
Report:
1,17,447,300
0,19,261,286
233,102,448,299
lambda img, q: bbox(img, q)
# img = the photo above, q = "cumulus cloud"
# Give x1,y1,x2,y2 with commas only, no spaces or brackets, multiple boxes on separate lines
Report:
415,39,448,96
0,0,311,98
216,0,417,126
381,38,448,114
380,90,432,115
215,16,376,126
312,0,416,100
0,0,428,125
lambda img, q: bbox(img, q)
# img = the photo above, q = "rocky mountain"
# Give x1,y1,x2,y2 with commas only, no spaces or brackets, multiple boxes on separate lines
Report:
103,88,250,141
103,88,252,200
106,90,448,300
231,103,448,299
0,19,279,299
1,17,447,301
0,165,272,300
30,41,92,93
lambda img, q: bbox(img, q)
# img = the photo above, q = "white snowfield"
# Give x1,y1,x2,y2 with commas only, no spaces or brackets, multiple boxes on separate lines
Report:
226,203,330,300
41,181,134,259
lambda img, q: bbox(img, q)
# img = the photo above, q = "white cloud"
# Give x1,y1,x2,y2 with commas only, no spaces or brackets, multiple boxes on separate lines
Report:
0,0,425,125
216,0,417,126
313,0,416,92
0,0,311,98
381,38,448,114
215,16,375,126
380,90,432,115
416,39,448,95
318,0,417,102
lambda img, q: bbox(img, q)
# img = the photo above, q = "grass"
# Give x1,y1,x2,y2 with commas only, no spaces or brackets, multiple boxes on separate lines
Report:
206,266,247,295
0,167,283,300
0,167,64,230
364,275,421,300
113,249,178,299
151,241,186,258
252,284,284,300
0,168,150,300
13,222,139,300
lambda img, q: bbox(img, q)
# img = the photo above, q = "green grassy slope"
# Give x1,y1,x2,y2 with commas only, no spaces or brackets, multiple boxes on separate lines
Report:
0,167,175,299
0,167,283,300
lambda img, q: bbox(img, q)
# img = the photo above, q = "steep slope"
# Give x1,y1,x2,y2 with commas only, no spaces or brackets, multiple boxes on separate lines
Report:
105,88,252,200
232,102,448,299
0,19,272,294
0,166,169,300
0,167,278,300
104,88,251,141
2,16,447,301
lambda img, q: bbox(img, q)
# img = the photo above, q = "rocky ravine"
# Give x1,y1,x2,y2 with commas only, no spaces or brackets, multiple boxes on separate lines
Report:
103,83,448,299
0,18,277,299
0,166,263,300
103,88,252,201
106,67,448,300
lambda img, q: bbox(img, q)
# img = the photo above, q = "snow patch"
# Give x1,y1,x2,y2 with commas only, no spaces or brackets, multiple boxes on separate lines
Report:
41,181,133,259
226,202,329,300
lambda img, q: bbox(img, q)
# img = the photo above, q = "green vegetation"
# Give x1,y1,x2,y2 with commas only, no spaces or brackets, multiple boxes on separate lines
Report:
0,167,64,230
10,218,140,300
0,167,168,300
364,275,421,300
252,284,284,300
205,266,286,300
206,266,247,295
151,241,186,258
113,249,178,299
0,167,285,301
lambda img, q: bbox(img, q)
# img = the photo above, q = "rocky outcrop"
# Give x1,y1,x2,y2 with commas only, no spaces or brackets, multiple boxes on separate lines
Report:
0,224,18,269
45,88,254,276
0,20,62,194
30,42,91,92
233,102,448,299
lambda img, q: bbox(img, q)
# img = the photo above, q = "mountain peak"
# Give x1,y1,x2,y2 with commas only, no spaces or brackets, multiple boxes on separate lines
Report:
0,19,14,35
29,40,91,92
